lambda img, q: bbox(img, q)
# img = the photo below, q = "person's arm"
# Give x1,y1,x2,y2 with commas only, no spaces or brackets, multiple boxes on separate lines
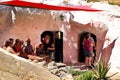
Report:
47,43,55,51
9,47,20,56
2,46,6,50
91,37,95,47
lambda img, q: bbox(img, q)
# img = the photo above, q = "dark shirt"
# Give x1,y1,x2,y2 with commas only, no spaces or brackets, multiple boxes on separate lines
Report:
24,44,33,55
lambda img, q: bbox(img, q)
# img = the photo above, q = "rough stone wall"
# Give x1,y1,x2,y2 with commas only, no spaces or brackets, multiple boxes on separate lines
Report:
0,48,60,80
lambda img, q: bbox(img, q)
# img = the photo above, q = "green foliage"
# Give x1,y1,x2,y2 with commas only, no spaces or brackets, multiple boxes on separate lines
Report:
73,75,81,80
92,61,111,80
80,71,95,80
92,61,118,80
68,61,117,80
68,68,86,76
68,67,86,80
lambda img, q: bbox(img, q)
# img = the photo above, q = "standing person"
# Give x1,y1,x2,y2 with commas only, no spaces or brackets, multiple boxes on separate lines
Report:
87,33,95,66
83,33,94,68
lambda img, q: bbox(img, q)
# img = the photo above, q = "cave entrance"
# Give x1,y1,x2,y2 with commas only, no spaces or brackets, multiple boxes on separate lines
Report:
78,32,97,62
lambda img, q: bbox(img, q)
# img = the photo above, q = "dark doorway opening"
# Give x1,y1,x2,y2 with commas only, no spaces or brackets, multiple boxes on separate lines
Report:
40,31,63,62
78,32,97,62
55,31,63,62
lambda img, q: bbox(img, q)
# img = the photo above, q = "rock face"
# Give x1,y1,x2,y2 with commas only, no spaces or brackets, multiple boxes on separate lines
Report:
0,48,60,80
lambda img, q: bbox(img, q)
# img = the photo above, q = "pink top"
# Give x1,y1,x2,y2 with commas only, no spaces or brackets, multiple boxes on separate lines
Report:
83,39,92,51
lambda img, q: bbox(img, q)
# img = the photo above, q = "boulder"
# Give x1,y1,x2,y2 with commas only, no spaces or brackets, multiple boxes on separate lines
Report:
0,48,60,80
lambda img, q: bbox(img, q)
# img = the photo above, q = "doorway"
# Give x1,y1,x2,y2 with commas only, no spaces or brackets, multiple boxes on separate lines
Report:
78,32,97,62
54,31,63,62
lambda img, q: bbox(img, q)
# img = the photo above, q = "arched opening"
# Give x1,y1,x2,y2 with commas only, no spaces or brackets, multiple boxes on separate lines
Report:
78,32,97,62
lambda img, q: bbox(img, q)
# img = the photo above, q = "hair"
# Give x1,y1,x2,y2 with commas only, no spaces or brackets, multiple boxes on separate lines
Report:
87,33,91,36
26,38,31,43
41,31,54,44
9,38,14,41
14,39,20,45
5,40,12,47
85,35,89,39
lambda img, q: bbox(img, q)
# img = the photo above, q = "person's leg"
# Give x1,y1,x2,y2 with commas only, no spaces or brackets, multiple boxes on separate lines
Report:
88,57,92,66
87,50,93,69
85,50,89,67
91,56,95,67
85,57,89,66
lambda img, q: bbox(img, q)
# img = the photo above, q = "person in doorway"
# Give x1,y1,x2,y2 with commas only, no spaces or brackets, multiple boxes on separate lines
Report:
83,33,94,69
35,32,55,63
43,34,55,62
87,33,96,67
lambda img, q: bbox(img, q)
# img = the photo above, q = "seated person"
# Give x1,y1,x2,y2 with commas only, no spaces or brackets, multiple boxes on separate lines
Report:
35,40,44,56
24,39,34,55
24,39,44,61
42,35,55,62
4,40,20,56
35,34,55,62
9,38,14,45
13,39,23,54
2,38,14,50
45,35,55,59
